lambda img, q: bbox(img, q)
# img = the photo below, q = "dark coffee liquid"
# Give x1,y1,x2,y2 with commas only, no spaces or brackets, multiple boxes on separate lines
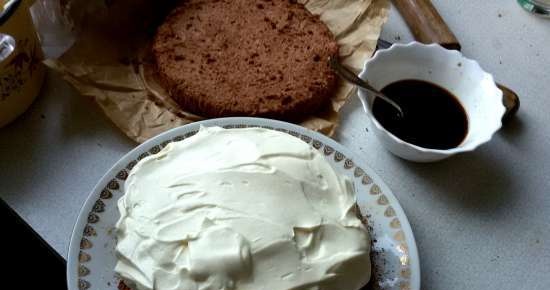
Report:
372,79,468,150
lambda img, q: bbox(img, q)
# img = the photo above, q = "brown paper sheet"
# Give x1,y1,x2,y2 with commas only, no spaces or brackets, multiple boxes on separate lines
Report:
45,0,389,143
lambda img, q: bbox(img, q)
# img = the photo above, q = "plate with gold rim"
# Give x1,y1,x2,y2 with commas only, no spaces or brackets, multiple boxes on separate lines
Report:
67,117,420,290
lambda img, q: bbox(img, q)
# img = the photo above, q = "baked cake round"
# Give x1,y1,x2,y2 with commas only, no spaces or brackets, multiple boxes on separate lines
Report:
152,0,339,120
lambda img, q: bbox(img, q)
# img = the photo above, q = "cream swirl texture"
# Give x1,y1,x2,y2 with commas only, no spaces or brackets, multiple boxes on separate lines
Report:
114,126,371,290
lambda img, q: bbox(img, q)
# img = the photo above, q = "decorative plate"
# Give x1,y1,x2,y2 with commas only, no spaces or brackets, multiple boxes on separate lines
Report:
67,117,420,290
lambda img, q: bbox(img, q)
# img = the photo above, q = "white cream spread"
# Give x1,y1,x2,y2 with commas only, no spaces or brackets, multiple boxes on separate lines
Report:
115,126,371,290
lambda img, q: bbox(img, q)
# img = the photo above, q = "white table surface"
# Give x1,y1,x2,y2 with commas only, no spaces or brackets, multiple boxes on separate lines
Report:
1,1,549,289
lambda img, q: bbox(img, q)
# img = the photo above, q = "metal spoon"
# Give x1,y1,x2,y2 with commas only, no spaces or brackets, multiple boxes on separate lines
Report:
329,57,404,118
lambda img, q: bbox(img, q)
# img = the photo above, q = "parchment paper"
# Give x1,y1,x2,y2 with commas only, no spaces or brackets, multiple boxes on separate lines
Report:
45,0,389,143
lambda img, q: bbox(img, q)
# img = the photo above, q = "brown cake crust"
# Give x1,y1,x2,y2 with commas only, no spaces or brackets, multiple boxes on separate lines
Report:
152,0,339,120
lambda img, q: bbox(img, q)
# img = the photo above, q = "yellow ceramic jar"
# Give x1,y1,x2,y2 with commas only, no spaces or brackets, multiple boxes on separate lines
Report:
0,0,45,127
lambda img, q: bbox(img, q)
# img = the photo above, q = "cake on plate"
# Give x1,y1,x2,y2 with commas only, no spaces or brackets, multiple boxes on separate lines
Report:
114,126,371,290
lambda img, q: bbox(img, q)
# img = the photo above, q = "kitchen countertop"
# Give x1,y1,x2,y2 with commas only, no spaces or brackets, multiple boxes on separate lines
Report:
1,1,549,289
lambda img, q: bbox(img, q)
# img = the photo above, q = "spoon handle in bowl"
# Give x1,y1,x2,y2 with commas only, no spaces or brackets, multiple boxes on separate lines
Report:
329,58,404,117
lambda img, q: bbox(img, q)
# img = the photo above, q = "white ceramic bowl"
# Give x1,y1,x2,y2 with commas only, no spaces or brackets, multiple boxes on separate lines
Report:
358,42,505,162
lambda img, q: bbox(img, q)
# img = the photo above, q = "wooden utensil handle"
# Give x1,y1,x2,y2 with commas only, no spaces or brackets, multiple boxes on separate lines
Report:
392,0,461,50
498,84,521,122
